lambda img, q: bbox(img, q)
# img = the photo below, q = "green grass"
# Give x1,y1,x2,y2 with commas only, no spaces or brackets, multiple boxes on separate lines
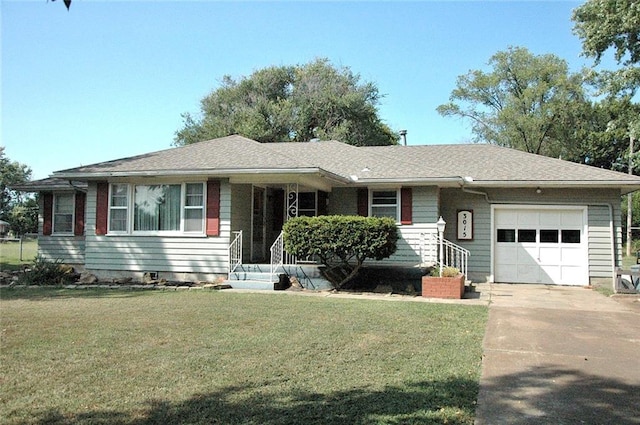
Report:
0,289,487,424
0,239,37,271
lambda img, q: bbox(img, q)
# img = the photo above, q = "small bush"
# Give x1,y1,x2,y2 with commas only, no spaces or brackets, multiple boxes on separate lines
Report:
17,256,76,286
283,215,398,289
429,266,461,277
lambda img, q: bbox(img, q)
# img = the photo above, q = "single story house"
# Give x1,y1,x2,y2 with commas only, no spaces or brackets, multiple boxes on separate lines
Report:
13,135,640,288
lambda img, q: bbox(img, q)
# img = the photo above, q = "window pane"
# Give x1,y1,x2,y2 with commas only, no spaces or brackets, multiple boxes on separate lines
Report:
185,183,203,207
372,191,397,205
540,229,559,243
497,229,515,243
299,192,316,210
518,229,536,243
111,184,128,207
54,194,74,233
55,194,74,214
54,214,73,233
109,209,127,232
371,206,397,218
135,185,181,231
184,209,203,232
561,230,581,244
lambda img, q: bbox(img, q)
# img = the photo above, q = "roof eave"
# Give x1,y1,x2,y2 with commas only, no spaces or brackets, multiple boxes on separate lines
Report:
52,167,352,184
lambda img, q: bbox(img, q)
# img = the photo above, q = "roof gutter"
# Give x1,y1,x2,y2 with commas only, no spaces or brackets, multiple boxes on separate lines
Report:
52,167,352,184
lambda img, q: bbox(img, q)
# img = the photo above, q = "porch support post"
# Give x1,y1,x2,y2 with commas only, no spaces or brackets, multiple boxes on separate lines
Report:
287,183,298,221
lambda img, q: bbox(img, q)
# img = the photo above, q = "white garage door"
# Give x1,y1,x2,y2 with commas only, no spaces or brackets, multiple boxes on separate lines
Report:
494,207,588,285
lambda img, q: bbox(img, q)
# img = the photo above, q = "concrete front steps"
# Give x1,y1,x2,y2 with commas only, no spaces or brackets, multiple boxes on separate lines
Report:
224,264,332,291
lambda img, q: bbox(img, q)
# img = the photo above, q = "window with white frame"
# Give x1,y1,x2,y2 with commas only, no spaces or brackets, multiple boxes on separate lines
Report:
370,189,399,221
53,193,74,233
108,182,205,234
109,184,129,232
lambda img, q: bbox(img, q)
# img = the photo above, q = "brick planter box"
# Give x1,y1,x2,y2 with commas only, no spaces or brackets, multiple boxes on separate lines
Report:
421,274,465,299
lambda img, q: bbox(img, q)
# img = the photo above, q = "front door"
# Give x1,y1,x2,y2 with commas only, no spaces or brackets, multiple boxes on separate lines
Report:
251,186,266,262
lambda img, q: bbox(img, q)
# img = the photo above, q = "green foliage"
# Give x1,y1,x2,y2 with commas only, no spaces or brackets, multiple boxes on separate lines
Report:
8,197,38,236
430,266,461,278
17,256,75,286
175,58,399,147
283,215,398,289
572,0,640,66
437,46,588,158
0,147,32,222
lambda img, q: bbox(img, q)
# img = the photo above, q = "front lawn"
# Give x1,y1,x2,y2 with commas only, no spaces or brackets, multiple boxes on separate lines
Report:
1,289,487,424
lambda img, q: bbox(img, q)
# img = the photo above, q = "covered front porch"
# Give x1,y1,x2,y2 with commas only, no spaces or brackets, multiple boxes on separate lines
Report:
226,182,469,290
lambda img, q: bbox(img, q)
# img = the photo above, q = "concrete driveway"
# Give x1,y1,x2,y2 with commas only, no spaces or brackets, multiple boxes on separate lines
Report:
474,283,640,424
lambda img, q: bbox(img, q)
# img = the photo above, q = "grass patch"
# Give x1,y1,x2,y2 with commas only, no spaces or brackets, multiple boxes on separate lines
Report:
0,239,37,272
1,289,487,424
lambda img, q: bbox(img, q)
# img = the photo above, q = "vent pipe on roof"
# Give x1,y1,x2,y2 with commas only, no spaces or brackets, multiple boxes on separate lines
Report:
399,130,407,146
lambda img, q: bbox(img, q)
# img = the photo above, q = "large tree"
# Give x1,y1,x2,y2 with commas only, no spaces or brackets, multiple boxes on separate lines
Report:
175,58,399,147
437,47,588,157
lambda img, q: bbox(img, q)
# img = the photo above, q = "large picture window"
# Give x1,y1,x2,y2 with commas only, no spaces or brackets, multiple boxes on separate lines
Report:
53,193,74,233
108,182,205,234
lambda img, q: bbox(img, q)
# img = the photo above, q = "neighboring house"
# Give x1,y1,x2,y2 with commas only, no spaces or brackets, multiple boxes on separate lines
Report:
0,220,10,238
13,135,640,287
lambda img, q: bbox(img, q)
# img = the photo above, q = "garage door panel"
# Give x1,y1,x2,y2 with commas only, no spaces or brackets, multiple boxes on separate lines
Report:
539,246,560,263
539,211,561,226
560,265,585,285
496,246,517,263
540,265,560,284
517,265,540,282
561,247,584,265
517,247,538,265
518,211,538,226
561,210,583,226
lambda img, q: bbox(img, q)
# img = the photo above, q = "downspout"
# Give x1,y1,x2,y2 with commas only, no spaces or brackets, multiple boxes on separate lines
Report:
459,176,490,203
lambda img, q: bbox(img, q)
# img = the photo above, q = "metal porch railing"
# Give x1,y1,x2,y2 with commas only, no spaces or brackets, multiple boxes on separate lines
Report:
270,231,300,276
228,231,243,273
421,232,470,278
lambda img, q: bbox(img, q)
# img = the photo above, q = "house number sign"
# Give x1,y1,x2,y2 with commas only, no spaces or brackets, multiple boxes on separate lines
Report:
457,210,473,240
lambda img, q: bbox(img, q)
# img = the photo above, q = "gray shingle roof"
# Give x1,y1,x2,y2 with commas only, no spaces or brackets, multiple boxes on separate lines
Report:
51,135,640,189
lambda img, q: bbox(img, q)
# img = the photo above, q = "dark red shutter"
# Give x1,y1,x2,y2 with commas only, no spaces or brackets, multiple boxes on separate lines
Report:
206,180,221,236
95,182,109,235
317,191,328,216
42,193,53,236
74,192,86,236
357,189,368,217
400,187,413,225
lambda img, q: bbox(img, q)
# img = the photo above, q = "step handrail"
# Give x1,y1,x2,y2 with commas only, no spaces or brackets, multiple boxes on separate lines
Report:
228,231,243,273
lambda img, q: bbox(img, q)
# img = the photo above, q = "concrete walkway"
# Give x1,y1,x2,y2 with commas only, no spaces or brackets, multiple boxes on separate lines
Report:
474,283,640,424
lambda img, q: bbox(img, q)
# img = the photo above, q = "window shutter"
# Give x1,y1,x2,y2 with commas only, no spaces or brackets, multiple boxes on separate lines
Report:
400,187,413,225
95,182,109,235
357,188,368,217
74,192,86,236
206,180,221,236
317,191,328,216
42,193,53,236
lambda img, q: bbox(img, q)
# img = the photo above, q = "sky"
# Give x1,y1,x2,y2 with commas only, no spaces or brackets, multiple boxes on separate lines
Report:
1,0,612,180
